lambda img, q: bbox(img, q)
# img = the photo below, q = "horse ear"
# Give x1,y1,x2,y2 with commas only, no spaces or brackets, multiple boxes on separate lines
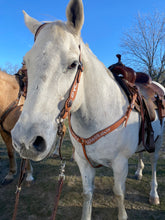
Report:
23,10,42,34
66,0,84,35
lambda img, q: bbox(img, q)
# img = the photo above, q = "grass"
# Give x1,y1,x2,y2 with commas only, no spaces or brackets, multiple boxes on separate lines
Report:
0,130,165,220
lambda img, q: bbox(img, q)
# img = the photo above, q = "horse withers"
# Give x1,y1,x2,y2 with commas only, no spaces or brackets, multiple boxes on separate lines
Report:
0,69,33,185
12,0,165,219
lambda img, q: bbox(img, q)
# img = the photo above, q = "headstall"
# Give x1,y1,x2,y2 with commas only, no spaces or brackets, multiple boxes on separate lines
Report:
34,23,48,42
58,45,84,120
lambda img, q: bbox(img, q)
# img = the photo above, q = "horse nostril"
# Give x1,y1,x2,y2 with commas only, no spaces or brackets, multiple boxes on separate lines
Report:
33,136,46,152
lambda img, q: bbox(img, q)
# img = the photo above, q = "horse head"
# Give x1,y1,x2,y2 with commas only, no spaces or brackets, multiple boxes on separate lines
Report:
12,0,85,161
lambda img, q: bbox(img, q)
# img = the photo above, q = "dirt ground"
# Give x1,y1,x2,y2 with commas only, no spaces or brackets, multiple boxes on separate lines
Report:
0,132,165,220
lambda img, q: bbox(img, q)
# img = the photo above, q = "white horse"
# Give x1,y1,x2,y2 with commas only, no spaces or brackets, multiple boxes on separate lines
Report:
12,0,164,219
135,81,165,205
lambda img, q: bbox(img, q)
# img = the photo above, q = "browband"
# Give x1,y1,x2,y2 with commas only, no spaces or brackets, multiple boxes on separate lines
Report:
34,23,48,41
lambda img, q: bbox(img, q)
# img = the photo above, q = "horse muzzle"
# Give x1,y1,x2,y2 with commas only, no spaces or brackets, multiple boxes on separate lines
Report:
11,120,57,161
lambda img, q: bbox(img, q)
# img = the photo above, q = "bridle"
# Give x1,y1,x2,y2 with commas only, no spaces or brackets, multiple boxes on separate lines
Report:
56,44,84,162
35,23,85,161
34,23,84,120
58,45,84,120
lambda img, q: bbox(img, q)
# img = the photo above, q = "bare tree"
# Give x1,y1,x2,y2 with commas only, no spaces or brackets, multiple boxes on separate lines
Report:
3,62,20,75
0,67,6,73
121,12,165,83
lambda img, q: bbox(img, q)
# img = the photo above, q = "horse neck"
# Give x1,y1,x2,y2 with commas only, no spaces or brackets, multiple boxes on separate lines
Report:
0,71,19,115
72,44,128,134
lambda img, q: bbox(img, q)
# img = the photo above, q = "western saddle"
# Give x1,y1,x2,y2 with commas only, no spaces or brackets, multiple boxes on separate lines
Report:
108,54,165,153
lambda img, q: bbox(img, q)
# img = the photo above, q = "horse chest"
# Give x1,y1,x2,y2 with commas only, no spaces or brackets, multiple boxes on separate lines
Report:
70,113,140,167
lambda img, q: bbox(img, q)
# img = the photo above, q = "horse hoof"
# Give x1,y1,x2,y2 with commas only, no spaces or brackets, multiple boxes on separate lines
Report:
26,180,34,187
135,174,142,180
1,178,14,185
1,172,15,185
149,196,160,205
70,157,74,162
26,174,34,183
118,214,128,220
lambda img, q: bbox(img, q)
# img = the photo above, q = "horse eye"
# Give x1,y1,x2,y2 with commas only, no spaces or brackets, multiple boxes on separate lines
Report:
68,61,78,69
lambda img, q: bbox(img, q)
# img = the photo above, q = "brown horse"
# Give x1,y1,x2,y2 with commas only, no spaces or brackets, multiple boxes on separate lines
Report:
0,69,33,185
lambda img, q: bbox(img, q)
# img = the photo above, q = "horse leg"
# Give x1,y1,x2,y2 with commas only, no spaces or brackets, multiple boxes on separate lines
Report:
75,151,95,220
149,136,162,205
135,152,144,180
112,155,128,220
25,160,34,183
1,132,17,185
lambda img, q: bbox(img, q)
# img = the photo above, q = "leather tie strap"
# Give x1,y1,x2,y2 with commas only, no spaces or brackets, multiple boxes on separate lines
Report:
50,162,65,220
12,159,28,220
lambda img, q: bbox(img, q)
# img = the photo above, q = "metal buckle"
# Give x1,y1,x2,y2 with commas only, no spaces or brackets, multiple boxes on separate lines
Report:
58,161,66,180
